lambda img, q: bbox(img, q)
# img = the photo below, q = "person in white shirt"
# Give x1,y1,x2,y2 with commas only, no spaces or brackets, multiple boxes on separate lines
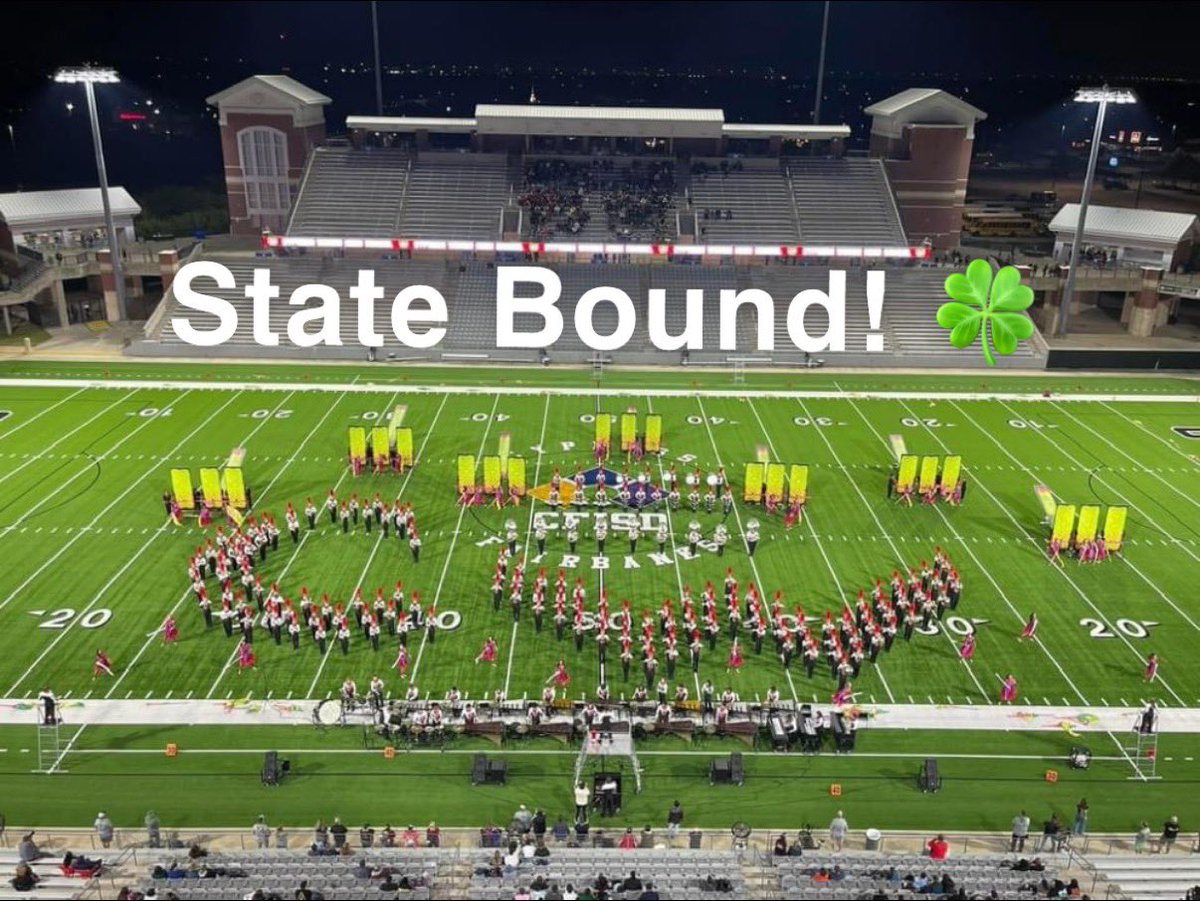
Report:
574,781,590,820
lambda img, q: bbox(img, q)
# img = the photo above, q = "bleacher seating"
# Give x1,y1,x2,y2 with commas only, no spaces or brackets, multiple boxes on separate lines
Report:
0,849,95,900
1084,852,1200,900
288,147,410,238
690,160,800,244
398,153,510,240
787,158,908,246
749,266,893,358
773,852,1067,900
139,849,439,900
466,848,746,900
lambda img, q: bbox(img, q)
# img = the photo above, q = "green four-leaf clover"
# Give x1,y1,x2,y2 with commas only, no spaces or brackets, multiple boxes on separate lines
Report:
938,259,1035,365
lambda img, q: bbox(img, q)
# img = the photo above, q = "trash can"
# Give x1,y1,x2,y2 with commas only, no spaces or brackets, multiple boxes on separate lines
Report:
865,828,883,852
689,829,704,849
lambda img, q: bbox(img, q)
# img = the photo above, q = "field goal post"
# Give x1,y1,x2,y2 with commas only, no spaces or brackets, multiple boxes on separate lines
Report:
591,352,606,383
728,356,767,386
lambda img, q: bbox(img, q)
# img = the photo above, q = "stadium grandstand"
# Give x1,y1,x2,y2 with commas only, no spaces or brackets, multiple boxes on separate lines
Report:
114,75,1061,367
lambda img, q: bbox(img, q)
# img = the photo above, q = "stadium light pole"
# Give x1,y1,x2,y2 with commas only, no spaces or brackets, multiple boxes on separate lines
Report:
371,1,384,116
54,65,127,321
812,0,830,125
1057,86,1136,338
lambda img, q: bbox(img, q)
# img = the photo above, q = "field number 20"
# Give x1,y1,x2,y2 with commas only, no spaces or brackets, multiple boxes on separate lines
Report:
37,608,112,630
1080,618,1157,640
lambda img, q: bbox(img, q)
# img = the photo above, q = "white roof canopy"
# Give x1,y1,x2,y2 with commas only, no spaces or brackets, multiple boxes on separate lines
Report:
0,187,141,230
347,104,848,142
1049,204,1198,247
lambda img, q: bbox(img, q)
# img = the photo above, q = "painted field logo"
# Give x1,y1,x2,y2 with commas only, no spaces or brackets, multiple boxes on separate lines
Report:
938,260,1035,365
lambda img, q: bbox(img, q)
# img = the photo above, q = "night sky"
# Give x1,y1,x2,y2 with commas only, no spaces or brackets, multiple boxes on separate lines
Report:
1,1,1197,193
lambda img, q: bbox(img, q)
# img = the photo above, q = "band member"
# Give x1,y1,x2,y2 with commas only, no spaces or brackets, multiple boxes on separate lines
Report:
999,674,1018,704
549,659,571,690
393,645,410,679
726,638,744,674
92,649,115,678
409,530,421,563
535,521,547,557
162,616,179,644
1019,613,1039,642
745,520,760,557
832,681,854,707
286,504,300,543
959,631,976,662
236,640,256,673
1144,653,1159,683
476,636,499,666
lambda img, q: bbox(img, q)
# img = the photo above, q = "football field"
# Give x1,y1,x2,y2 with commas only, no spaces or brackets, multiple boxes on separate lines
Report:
0,360,1198,829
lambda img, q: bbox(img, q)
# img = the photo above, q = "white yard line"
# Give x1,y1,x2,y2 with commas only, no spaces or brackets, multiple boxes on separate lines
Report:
904,397,1187,708
0,389,141,489
108,387,346,700
1042,398,1200,534
645,395,715,703
407,394,502,687
694,395,846,703
1099,400,1200,471
0,389,198,542
4,390,245,695
302,390,450,697
0,385,89,442
778,396,975,702
501,393,552,698
4,375,1199,404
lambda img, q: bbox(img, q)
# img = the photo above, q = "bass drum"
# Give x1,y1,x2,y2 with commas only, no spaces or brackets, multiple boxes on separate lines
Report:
314,698,343,726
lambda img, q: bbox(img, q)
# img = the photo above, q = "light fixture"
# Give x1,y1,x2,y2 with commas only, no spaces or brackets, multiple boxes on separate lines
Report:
1073,87,1136,105
54,66,120,85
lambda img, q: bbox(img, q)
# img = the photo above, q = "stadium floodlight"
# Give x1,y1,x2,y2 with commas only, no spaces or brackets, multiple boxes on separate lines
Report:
53,66,120,84
54,65,127,321
1057,85,1136,338
1073,87,1137,105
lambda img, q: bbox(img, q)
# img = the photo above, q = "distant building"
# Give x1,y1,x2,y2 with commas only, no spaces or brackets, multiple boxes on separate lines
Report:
866,88,987,251
0,187,140,255
206,75,331,236
1049,204,1197,270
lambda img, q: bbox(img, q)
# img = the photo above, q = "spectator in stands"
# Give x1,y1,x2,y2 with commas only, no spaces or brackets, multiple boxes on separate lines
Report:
621,871,643,892
312,820,328,849
63,850,102,874
359,823,375,848
426,821,441,847
10,863,39,892
329,817,348,848
666,801,684,840
927,834,949,860
145,811,161,848
18,832,52,863
503,842,522,874
1162,815,1182,852
294,881,315,900
773,834,789,856
380,824,396,847
1039,813,1062,851
252,814,269,848
1134,821,1152,853
513,805,535,833
1073,799,1089,836
94,811,115,848
551,815,570,843
274,826,287,849
532,809,547,839
352,858,372,879
1011,810,1031,852
401,825,420,848
574,783,591,821
618,827,639,849
829,810,849,852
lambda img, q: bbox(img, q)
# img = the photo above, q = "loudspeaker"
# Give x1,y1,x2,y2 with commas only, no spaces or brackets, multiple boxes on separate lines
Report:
710,753,743,786
471,753,487,785
918,757,941,793
472,753,507,785
261,751,282,786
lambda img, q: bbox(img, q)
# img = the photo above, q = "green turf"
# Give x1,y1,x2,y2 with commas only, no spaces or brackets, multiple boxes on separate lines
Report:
0,361,1197,829
0,724,1197,832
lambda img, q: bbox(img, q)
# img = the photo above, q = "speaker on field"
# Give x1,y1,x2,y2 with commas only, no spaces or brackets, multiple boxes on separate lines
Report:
472,753,507,785
710,753,744,786
918,757,941,793
261,750,286,787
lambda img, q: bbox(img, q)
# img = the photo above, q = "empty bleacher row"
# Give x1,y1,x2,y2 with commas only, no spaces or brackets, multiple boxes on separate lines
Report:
690,160,800,244
398,153,510,240
143,253,1041,366
467,848,746,900
773,852,1067,900
1084,853,1200,901
788,158,908,247
288,146,410,238
137,849,438,900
